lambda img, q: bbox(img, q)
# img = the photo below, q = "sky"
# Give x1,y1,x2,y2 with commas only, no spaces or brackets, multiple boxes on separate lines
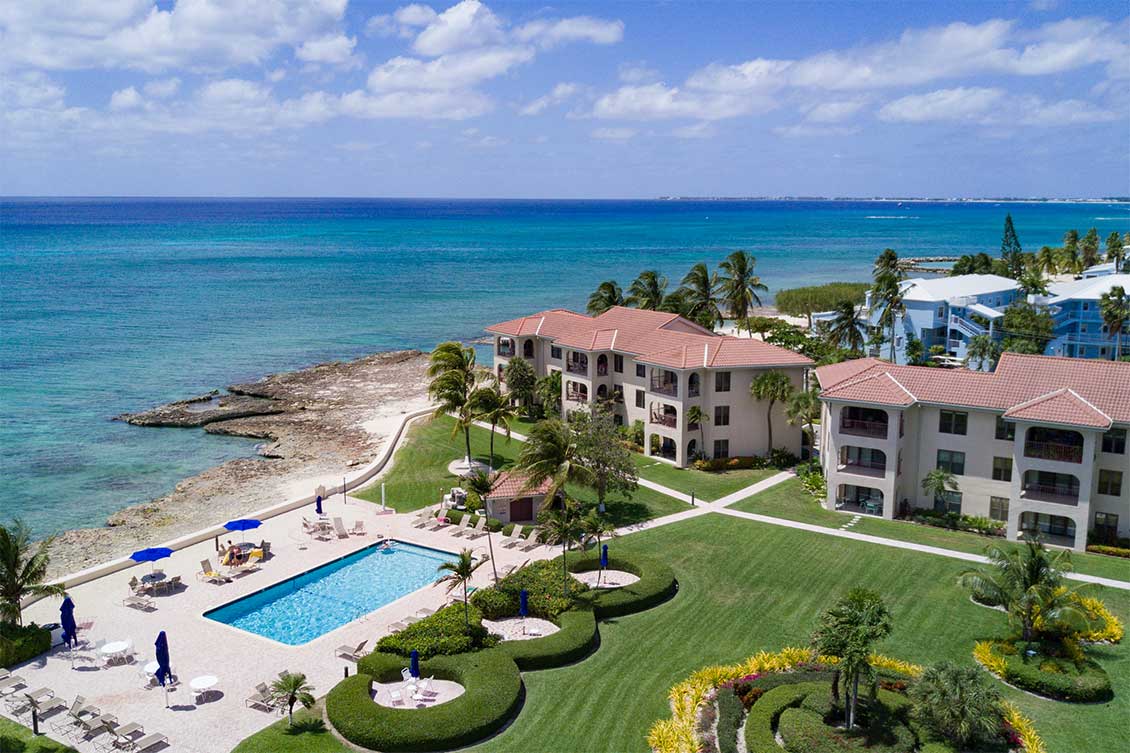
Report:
1,0,1127,199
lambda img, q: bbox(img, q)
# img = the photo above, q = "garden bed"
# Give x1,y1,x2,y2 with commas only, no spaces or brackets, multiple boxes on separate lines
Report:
974,639,1113,702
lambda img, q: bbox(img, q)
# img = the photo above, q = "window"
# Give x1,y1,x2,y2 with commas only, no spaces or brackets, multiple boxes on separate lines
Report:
939,410,967,435
713,439,730,459
1095,512,1120,539
936,449,966,475
614,354,624,373
715,371,731,392
714,406,730,426
636,364,646,378
934,491,962,514
550,346,562,359
613,414,624,427
989,496,1009,522
1082,302,1089,311
635,390,645,409
937,305,945,318
992,457,1012,482
1103,429,1127,455
995,417,1015,441
1098,470,1123,497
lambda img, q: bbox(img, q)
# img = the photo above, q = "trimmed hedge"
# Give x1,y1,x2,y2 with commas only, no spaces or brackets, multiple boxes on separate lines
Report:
716,688,744,753
495,608,597,671
1087,544,1130,558
471,559,586,620
0,623,51,669
744,681,822,753
328,648,522,752
995,643,1112,702
375,603,498,659
567,552,678,618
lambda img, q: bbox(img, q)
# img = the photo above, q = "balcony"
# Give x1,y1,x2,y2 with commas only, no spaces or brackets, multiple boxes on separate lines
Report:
837,460,887,478
1020,483,1080,506
650,411,677,428
1024,441,1083,464
566,360,588,376
497,343,514,357
566,388,588,403
649,378,678,398
840,418,888,439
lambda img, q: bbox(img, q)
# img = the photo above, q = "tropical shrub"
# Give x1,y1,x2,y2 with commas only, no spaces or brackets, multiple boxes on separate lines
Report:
743,682,818,753
715,688,743,753
799,467,825,499
470,559,585,620
0,622,51,669
909,662,1002,749
1086,544,1130,558
973,639,1112,702
375,603,498,659
1073,595,1124,643
912,509,1005,536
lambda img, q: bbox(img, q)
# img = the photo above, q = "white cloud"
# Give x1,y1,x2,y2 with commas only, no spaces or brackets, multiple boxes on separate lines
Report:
878,87,1003,122
396,4,439,27
592,127,636,141
0,0,350,72
520,82,579,115
109,85,142,110
142,77,180,98
295,33,357,66
413,0,505,56
773,123,861,138
686,59,792,93
592,82,769,121
672,121,714,139
514,16,623,48
878,86,1117,126
1,71,66,109
368,46,533,91
267,68,287,83
618,62,660,84
802,100,866,123
340,88,489,119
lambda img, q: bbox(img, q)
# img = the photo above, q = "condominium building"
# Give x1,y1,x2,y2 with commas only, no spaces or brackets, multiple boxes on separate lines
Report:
1041,274,1130,360
815,353,1130,550
487,306,812,467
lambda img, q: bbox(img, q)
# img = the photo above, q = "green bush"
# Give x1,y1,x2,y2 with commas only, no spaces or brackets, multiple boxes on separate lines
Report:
467,587,515,620
471,559,585,620
329,649,522,752
495,609,598,671
744,682,821,753
375,603,498,659
911,509,1005,537
716,688,744,753
996,643,1112,702
0,623,51,669
1087,544,1130,558
567,553,678,618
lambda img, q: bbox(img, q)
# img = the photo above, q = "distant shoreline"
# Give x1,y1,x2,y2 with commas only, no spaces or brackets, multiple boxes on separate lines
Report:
3,195,1128,203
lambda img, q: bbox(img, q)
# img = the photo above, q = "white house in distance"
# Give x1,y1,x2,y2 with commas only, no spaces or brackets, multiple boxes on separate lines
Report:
486,306,813,467
815,353,1130,551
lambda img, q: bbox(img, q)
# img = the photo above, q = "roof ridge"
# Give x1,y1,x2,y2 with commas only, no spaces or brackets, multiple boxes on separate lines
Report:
884,372,918,401
1065,387,1112,422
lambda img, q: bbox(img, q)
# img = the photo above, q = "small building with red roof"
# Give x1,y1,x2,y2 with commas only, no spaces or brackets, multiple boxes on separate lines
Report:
484,470,554,525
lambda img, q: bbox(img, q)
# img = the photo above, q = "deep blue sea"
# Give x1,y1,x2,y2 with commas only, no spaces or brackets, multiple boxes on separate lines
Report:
2,198,1128,537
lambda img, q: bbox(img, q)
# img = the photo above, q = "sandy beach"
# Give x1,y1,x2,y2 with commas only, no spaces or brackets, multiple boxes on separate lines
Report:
44,350,433,578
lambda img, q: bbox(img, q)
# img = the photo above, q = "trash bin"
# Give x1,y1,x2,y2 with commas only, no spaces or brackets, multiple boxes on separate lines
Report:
44,622,64,647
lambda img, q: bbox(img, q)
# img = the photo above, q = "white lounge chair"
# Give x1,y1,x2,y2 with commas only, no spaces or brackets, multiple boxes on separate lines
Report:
134,732,168,751
335,640,369,661
51,696,100,735
501,525,524,548
410,510,431,528
400,668,413,682
350,520,366,535
245,683,276,711
95,721,145,752
520,530,544,552
332,517,350,539
197,560,226,584
388,688,404,706
424,513,448,531
465,517,487,538
122,594,155,611
450,516,473,537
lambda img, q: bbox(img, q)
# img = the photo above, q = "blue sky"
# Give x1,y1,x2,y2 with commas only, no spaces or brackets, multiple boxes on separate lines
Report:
1,0,1127,198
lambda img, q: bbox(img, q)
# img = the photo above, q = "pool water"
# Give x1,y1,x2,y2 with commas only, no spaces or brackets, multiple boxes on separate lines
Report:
204,541,454,645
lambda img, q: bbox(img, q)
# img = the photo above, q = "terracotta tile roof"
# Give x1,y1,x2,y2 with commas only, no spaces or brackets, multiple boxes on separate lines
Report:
486,306,812,370
486,470,552,500
819,372,916,407
1003,389,1112,428
815,352,1130,427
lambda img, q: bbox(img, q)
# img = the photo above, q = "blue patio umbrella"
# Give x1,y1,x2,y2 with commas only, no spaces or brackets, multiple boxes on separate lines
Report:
155,631,171,688
315,495,323,515
519,589,528,618
130,547,173,572
223,519,261,533
409,649,420,679
601,544,609,570
60,596,77,648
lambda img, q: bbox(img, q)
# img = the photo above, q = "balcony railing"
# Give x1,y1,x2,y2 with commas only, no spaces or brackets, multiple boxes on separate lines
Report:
838,461,887,478
566,361,588,376
566,389,588,403
1024,441,1083,464
596,365,608,376
688,384,700,398
497,345,514,357
650,378,678,397
1021,483,1080,506
840,418,888,438
650,411,677,428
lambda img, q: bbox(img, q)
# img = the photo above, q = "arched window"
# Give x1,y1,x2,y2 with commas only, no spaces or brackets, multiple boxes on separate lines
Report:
597,384,608,399
687,438,697,459
523,339,535,358
688,373,700,397
596,354,609,376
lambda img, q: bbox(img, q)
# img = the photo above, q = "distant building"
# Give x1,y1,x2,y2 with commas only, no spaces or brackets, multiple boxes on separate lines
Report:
1082,261,1121,278
486,306,812,467
1043,275,1130,360
815,353,1130,551
484,471,553,525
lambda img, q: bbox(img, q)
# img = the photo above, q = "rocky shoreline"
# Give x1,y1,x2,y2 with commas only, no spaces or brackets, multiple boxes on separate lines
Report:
46,350,433,578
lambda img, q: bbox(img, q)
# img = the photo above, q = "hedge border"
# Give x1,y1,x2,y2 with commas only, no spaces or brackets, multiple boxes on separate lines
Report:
0,623,51,669
973,639,1112,703
326,649,522,752
566,552,678,618
496,608,598,671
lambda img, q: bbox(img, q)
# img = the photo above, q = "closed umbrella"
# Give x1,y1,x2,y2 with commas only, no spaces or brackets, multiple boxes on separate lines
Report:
60,596,77,648
315,495,323,515
409,649,420,679
519,589,528,618
155,631,172,707
600,544,609,586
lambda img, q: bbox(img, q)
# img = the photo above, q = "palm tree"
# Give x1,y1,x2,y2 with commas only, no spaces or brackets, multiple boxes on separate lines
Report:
1036,245,1059,276
587,280,624,315
270,672,316,726
1106,231,1126,273
436,548,490,630
921,469,959,510
1017,268,1049,297
537,498,586,596
679,262,723,329
580,508,616,585
625,270,668,310
785,387,820,452
965,334,997,371
910,662,1003,749
464,470,499,582
873,248,901,281
427,342,489,468
750,371,793,454
1099,285,1128,360
826,301,865,353
515,418,594,499
718,251,768,336
685,405,708,458
0,520,64,625
872,273,904,361
470,384,517,471
810,588,892,730
535,370,562,417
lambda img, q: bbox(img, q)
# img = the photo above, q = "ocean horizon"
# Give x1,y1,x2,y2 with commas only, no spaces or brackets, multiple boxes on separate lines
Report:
2,197,1128,538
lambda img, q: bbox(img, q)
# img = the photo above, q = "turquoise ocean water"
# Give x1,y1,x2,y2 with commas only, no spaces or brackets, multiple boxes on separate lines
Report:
2,198,1127,537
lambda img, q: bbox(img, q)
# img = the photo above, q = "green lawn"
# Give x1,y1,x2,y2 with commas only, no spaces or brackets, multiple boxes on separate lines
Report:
731,479,1130,583
0,717,76,752
633,455,777,501
231,703,342,753
353,417,687,526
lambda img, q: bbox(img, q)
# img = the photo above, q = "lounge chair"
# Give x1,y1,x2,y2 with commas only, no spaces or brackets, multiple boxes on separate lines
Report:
0,674,26,693
388,621,409,632
51,696,101,735
134,732,168,751
501,525,524,548
122,595,155,611
334,640,369,661
94,721,145,752
245,682,276,711
424,513,448,531
197,560,226,584
450,516,473,537
388,688,404,706
465,517,487,538
74,714,116,741
31,693,68,716
520,531,544,552
350,520,366,535
417,676,436,696
332,517,350,539
410,509,431,528
415,607,436,618
400,668,413,682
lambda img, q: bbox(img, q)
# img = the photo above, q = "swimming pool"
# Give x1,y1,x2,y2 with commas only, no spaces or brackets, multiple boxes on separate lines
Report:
204,541,455,645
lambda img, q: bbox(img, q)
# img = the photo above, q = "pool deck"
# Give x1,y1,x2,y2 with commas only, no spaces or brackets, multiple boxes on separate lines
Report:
6,497,555,753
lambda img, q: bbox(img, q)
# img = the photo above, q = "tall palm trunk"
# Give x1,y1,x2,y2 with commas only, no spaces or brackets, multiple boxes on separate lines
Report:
489,420,497,471
462,581,470,630
888,317,897,361
562,541,569,597
464,425,472,465
765,400,775,453
849,673,860,729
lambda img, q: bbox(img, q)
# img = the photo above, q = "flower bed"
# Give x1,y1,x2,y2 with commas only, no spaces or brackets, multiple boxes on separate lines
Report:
973,639,1112,702
911,508,1005,537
